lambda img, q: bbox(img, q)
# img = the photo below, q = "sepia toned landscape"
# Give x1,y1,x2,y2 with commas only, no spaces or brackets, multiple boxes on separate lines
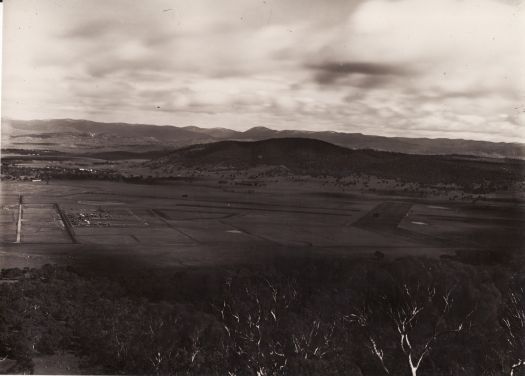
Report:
1,0,524,375
2,121,524,268
1,118,524,375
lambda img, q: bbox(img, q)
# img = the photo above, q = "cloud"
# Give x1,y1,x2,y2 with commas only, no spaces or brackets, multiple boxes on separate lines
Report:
312,62,405,77
2,0,523,142
309,61,407,85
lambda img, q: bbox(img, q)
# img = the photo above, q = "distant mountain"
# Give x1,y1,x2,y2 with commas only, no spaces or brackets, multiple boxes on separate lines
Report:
4,118,207,141
2,118,524,158
2,119,215,152
147,138,525,187
234,127,525,159
181,125,240,139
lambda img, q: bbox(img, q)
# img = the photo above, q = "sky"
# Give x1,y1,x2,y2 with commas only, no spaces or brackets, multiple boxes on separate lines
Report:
2,0,524,142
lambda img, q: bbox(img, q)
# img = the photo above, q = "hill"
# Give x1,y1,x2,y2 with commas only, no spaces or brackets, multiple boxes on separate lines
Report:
3,119,524,158
147,138,525,188
235,127,525,159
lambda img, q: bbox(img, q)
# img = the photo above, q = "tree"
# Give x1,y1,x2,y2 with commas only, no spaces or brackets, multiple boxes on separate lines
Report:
499,280,525,376
347,280,473,376
214,277,297,375
213,274,339,375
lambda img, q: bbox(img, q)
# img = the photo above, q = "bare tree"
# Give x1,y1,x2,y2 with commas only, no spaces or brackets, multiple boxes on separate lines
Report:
214,276,337,375
214,278,297,376
347,282,473,376
500,284,525,376
346,300,391,375
290,318,336,361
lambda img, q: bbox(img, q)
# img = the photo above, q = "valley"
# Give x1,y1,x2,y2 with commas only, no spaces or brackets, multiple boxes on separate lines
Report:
1,173,523,271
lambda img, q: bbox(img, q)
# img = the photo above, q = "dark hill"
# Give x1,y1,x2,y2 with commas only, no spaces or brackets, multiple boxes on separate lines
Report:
236,128,525,159
148,138,525,188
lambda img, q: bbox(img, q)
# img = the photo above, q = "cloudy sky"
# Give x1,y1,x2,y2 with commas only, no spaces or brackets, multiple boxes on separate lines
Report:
2,0,524,141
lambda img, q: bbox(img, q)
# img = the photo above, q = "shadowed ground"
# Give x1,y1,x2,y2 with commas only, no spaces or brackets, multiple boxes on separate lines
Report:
1,179,523,270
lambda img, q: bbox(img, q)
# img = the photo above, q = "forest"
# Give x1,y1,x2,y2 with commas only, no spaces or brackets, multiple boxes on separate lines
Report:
1,252,524,375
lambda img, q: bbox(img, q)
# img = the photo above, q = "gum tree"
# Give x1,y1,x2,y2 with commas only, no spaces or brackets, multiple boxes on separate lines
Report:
348,281,473,376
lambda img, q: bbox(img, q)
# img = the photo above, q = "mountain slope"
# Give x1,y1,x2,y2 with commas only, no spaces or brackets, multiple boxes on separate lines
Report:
2,119,216,152
4,119,207,141
147,138,525,187
235,128,525,159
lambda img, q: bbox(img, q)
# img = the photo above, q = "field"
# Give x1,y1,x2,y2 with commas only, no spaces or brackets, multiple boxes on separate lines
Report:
1,177,523,271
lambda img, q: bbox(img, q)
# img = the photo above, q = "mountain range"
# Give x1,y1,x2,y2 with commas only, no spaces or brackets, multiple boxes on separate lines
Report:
2,118,524,159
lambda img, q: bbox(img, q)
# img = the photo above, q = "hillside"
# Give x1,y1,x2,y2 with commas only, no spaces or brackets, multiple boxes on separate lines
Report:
235,128,525,159
147,138,525,188
3,119,524,158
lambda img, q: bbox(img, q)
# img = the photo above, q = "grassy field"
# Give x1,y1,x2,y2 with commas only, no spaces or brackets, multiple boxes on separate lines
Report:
1,178,523,271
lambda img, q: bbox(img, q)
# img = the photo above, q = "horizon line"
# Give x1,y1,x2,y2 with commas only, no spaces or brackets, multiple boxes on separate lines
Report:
2,117,524,146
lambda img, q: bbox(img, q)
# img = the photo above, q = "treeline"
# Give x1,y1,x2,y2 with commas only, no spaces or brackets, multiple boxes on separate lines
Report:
0,255,524,375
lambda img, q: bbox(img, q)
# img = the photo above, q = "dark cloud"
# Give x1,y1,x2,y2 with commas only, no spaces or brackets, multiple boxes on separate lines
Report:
310,61,407,85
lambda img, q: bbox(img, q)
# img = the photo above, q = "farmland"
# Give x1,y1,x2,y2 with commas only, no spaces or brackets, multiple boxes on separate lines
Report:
1,176,523,271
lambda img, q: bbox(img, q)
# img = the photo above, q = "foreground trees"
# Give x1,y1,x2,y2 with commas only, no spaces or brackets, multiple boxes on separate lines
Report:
215,276,338,375
0,256,523,375
499,278,525,376
347,282,473,376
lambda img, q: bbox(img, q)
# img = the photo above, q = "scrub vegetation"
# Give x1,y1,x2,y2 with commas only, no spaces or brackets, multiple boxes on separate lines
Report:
1,253,523,375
